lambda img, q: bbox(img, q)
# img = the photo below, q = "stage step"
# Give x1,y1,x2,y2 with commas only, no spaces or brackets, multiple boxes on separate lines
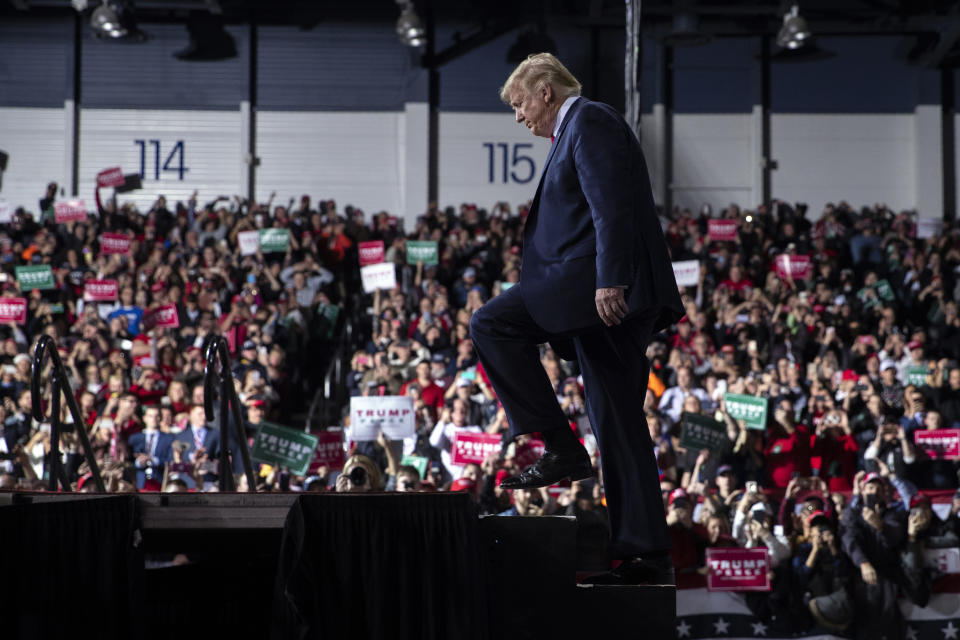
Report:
575,584,677,638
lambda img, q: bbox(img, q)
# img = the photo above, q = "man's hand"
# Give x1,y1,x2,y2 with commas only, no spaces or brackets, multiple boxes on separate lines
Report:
860,561,878,585
595,287,628,327
862,506,883,531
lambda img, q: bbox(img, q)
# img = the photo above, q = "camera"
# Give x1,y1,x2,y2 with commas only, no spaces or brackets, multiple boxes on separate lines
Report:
348,465,368,487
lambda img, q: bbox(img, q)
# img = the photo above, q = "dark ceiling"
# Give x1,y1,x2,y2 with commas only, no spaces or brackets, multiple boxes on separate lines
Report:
4,0,960,65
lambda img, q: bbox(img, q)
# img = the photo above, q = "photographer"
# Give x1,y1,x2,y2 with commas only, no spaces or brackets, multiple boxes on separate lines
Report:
794,511,854,633
862,413,915,478
335,454,382,493
899,494,954,608
841,472,908,640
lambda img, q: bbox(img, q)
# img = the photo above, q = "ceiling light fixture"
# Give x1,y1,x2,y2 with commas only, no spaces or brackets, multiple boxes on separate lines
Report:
776,4,811,50
90,1,145,41
396,1,426,48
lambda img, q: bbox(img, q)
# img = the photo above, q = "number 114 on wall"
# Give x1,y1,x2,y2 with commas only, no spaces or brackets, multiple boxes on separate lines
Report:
134,139,189,181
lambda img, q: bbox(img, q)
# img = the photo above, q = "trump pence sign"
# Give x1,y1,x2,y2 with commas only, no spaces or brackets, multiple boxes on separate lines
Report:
349,396,415,441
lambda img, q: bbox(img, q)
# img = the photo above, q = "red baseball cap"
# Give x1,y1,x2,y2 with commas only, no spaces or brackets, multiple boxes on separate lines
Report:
841,369,858,382
668,488,691,506
908,340,923,351
449,478,476,493
863,472,883,485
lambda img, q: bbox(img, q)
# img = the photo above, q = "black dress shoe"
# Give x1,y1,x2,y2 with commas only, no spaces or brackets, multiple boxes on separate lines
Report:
500,451,592,490
585,556,676,586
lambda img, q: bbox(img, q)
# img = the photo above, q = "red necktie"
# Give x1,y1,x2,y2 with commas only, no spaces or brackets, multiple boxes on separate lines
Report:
551,135,555,144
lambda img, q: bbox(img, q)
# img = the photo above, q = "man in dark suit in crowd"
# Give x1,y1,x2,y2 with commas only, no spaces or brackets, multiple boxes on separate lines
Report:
471,53,683,584
128,405,174,489
175,404,220,484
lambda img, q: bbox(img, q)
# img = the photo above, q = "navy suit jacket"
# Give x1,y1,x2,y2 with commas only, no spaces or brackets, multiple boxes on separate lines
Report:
129,430,175,465
174,424,221,460
520,97,683,334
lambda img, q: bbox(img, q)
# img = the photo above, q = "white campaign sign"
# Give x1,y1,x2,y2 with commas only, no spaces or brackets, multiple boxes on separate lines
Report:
238,230,260,256
924,547,960,574
360,262,397,293
348,396,416,441
917,218,943,240
0,199,11,224
673,260,701,287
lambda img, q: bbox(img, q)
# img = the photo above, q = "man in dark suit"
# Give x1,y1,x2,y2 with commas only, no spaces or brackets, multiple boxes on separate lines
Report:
175,404,221,484
470,53,683,584
128,405,174,489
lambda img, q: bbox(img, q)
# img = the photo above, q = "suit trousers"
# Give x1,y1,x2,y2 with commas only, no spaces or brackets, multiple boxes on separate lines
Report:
470,284,670,557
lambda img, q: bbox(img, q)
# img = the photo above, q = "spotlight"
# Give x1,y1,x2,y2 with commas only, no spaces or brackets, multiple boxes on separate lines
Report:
174,13,237,61
90,0,145,41
506,29,558,64
776,4,811,50
396,1,426,48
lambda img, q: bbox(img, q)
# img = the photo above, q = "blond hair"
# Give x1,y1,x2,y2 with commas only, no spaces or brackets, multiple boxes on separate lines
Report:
499,53,582,105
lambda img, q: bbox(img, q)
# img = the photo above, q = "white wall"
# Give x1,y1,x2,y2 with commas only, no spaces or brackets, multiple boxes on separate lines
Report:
437,112,551,215
0,107,67,214
672,113,755,213
78,109,243,214
0,105,951,225
771,114,915,217
256,111,403,220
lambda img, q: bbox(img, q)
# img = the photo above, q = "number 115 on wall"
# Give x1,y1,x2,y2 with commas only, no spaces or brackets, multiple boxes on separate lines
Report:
483,142,536,184
134,139,189,181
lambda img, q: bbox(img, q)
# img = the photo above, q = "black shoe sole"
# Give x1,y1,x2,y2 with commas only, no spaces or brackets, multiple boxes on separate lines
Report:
500,461,593,490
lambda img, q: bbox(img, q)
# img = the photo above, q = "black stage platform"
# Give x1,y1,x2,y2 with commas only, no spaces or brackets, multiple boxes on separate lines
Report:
0,492,675,640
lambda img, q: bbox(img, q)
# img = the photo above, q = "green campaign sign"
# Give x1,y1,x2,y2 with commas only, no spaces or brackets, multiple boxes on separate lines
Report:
400,454,429,479
259,228,290,253
15,265,55,290
406,241,438,266
725,393,768,431
679,412,727,452
907,365,929,387
250,421,319,475
875,279,895,302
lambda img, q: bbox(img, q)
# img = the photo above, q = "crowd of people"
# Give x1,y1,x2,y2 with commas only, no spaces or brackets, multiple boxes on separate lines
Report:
4,183,960,636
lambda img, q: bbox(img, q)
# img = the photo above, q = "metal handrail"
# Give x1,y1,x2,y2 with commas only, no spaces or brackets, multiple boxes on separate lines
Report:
203,335,258,492
31,335,105,492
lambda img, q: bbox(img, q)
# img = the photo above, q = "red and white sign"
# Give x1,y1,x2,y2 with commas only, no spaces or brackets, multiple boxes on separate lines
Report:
349,395,416,441
672,260,700,288
774,254,812,281
96,167,125,188
915,429,960,460
706,548,770,592
54,200,87,223
146,304,180,329
358,240,385,266
309,430,345,472
360,262,397,293
917,218,944,240
0,297,28,324
924,547,960,574
513,438,546,470
707,220,738,242
100,232,131,255
83,279,118,302
238,230,260,256
452,431,503,466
